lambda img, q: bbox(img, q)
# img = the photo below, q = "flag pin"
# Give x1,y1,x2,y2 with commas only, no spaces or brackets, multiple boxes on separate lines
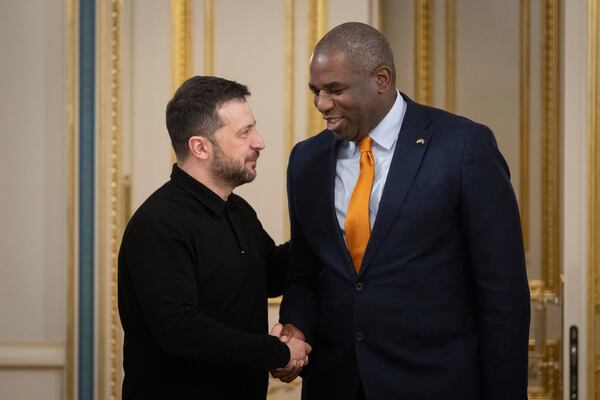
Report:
416,138,425,144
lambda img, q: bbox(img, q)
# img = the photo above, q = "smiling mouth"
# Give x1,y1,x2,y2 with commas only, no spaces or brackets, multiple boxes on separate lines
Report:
324,117,342,130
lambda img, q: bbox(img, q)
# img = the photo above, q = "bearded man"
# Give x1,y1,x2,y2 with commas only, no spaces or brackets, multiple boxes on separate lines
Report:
118,76,311,400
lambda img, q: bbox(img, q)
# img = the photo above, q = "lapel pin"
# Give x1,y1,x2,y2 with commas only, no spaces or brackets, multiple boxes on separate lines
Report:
416,138,425,145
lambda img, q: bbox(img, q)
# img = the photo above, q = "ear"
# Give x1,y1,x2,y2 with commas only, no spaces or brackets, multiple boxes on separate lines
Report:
373,66,393,93
187,135,211,160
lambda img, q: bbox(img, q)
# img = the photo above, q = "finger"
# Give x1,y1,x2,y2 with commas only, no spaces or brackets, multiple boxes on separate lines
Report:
281,372,300,383
284,365,303,382
270,367,292,379
279,324,295,342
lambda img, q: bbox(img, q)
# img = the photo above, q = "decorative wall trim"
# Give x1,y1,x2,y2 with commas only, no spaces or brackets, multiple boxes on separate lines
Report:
589,0,600,396
528,339,560,399
414,0,433,105
97,1,124,399
520,0,530,251
172,0,192,88
0,343,65,369
283,0,295,241
370,0,382,30
171,0,193,164
307,0,327,136
78,0,96,399
444,0,455,112
541,0,560,297
66,0,78,398
204,0,214,75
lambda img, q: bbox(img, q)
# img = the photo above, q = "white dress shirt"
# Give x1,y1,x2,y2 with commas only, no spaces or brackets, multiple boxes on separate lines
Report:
335,90,406,240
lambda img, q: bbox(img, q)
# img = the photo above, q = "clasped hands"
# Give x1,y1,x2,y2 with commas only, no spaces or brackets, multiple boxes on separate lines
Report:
269,323,311,383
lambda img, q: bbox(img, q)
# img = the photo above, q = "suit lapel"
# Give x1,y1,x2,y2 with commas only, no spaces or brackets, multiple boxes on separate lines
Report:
304,134,355,275
359,96,433,275
324,137,357,274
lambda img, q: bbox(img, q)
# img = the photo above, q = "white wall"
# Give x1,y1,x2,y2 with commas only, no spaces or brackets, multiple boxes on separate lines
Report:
0,0,67,399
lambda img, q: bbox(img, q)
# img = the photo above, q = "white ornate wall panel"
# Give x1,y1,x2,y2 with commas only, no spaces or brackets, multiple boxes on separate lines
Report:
127,0,172,213
0,0,67,398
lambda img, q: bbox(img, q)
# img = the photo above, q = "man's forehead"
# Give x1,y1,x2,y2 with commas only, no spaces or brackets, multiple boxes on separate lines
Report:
218,100,255,127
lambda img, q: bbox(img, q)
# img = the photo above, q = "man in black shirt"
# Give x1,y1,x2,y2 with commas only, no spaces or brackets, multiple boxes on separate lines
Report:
118,76,311,399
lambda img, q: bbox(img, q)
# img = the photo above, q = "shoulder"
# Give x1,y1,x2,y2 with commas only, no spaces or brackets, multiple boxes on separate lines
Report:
124,181,192,237
411,100,490,136
288,130,336,171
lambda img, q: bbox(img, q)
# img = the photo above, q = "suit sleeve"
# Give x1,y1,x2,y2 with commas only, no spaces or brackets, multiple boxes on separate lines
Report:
459,125,530,399
279,143,322,343
120,214,290,370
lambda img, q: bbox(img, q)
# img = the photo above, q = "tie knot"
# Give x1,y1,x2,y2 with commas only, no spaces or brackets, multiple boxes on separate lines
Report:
357,136,373,153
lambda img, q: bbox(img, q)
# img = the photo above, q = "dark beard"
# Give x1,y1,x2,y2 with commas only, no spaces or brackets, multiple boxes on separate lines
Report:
211,142,257,188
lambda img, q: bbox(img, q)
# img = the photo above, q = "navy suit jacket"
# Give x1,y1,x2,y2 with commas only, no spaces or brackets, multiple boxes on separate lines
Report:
280,94,530,399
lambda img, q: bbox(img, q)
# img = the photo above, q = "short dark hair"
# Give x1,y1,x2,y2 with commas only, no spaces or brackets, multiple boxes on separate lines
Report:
166,76,250,161
315,22,395,80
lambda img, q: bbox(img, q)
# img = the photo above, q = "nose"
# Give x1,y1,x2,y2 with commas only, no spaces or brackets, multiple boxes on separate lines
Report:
314,91,334,113
251,129,266,151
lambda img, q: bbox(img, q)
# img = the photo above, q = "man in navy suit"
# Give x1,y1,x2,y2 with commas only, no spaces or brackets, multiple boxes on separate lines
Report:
274,22,530,399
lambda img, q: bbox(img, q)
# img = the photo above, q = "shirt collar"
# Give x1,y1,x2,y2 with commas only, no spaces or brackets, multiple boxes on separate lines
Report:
170,164,227,215
368,89,405,151
339,90,405,156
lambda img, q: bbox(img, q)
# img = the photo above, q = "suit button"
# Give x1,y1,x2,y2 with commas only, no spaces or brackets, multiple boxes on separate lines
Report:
356,332,365,342
354,282,364,292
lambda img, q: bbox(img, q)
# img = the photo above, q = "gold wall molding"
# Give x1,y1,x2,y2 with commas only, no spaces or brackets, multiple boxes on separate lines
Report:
589,0,600,397
444,0,455,112
541,0,560,297
171,0,192,164
370,0,383,30
285,0,295,155
307,0,327,136
528,339,560,399
283,0,295,241
98,0,125,399
415,0,433,105
520,0,530,251
171,0,193,89
65,0,78,398
204,0,214,75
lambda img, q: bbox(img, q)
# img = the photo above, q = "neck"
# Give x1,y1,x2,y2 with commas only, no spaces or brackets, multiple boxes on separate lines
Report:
178,161,233,200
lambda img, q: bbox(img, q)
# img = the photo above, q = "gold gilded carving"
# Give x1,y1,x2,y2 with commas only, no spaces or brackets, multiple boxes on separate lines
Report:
541,0,560,296
98,0,125,399
415,0,433,105
172,0,193,89
444,0,455,112
171,0,193,164
204,0,214,75
520,0,530,251
528,340,560,399
307,0,328,136
283,0,295,241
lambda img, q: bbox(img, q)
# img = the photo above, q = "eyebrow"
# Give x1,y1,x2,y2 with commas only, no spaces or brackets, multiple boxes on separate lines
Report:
236,121,256,135
308,81,345,91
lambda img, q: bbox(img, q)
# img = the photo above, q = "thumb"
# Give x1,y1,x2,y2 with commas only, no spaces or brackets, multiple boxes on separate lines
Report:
270,323,283,337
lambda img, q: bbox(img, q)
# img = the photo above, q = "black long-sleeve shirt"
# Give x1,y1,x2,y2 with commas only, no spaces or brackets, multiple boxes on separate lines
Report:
118,165,289,399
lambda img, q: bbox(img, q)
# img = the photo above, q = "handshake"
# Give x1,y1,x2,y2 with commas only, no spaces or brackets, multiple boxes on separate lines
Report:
269,323,312,383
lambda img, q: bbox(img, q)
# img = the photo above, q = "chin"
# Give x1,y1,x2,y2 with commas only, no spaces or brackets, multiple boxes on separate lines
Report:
333,130,359,142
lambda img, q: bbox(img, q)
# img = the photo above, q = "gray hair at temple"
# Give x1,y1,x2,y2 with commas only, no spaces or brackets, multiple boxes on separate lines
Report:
313,22,396,82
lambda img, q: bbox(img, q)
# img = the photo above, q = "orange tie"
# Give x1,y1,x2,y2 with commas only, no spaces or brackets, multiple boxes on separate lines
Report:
345,136,374,272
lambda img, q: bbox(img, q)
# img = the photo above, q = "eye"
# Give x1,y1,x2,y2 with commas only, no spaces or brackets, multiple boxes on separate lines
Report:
238,129,250,138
